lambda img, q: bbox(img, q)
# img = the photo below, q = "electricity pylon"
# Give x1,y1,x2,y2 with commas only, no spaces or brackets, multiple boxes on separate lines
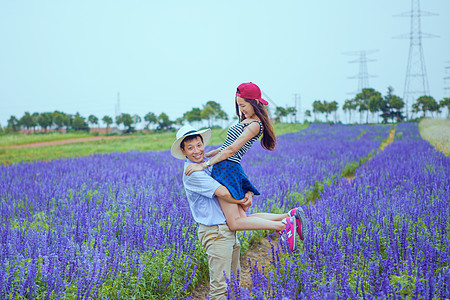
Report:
343,50,378,95
394,0,438,119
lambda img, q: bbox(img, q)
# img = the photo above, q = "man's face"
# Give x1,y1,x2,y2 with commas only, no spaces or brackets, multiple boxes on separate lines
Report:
181,136,205,163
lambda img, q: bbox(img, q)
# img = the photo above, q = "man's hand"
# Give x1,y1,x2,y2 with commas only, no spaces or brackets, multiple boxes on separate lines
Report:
240,191,253,211
184,163,205,176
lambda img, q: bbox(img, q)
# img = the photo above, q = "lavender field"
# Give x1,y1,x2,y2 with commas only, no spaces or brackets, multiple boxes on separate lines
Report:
1,123,448,299
230,123,450,299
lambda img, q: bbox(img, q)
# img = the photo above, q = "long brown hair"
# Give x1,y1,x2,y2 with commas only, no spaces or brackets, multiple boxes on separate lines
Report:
235,94,276,151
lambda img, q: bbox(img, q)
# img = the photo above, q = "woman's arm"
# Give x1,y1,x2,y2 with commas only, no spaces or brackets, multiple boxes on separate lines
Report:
184,122,261,176
205,148,220,158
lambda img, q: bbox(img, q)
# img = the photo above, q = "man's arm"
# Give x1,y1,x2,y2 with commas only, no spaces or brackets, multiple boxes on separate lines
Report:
214,186,246,204
183,164,252,207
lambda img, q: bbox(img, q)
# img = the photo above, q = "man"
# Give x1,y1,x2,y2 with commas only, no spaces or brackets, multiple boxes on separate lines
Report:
170,125,252,300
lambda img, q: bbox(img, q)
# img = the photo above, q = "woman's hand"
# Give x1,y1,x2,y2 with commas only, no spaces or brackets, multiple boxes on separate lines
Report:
184,163,206,176
240,191,253,211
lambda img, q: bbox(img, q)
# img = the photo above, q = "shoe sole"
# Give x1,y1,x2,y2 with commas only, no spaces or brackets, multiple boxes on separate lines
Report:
292,216,297,251
295,207,308,240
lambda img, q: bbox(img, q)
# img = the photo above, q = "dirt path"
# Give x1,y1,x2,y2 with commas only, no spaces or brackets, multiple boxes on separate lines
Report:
0,136,127,149
380,127,396,151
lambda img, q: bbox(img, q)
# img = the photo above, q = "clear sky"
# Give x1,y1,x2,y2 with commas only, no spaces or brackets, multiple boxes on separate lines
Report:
1,0,449,127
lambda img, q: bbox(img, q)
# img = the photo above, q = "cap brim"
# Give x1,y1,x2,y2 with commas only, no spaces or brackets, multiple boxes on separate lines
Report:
259,98,269,105
170,128,212,159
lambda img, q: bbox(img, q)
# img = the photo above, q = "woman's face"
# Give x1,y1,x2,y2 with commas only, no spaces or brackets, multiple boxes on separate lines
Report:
236,97,255,119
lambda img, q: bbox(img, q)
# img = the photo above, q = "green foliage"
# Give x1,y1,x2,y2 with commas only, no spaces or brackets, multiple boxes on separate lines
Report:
0,123,305,165
143,112,157,129
116,113,135,133
88,114,99,127
6,247,207,300
72,113,89,132
7,115,20,132
302,176,337,204
94,249,202,299
272,122,308,136
390,273,417,299
342,161,359,178
412,96,440,118
312,100,339,122
0,132,94,147
157,112,172,131
356,130,367,139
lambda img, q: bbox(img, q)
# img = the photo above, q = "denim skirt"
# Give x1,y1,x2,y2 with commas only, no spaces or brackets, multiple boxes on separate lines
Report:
211,160,260,200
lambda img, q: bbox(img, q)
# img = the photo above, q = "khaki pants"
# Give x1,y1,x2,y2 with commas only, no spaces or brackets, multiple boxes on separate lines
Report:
198,224,241,300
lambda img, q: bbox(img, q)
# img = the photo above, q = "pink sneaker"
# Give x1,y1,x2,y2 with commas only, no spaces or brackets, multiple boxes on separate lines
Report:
288,207,307,240
279,216,297,251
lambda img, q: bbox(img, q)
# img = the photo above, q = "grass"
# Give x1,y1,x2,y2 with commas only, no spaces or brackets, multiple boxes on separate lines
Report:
0,131,99,147
418,118,450,156
0,122,309,165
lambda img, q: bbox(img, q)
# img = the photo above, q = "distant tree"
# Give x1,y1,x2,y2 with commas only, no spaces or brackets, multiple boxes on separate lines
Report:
286,106,297,123
88,115,99,128
203,101,228,126
312,100,323,121
19,112,35,131
389,95,405,123
31,112,40,132
132,114,141,128
217,109,229,127
368,93,384,123
355,88,381,123
304,110,311,121
275,106,288,122
157,112,172,130
439,98,450,118
53,111,70,131
380,87,393,123
7,116,20,133
144,112,158,129
102,115,113,134
322,101,331,122
174,117,185,126
343,99,358,123
37,113,53,132
116,113,134,133
201,105,215,127
412,96,440,118
72,113,89,131
184,108,202,127
328,101,339,122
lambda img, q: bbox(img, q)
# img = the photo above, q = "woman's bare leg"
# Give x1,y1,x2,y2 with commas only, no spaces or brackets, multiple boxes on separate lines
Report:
218,197,285,231
247,212,288,221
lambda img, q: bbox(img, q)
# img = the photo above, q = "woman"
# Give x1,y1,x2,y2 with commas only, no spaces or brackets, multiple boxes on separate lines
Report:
185,82,307,250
